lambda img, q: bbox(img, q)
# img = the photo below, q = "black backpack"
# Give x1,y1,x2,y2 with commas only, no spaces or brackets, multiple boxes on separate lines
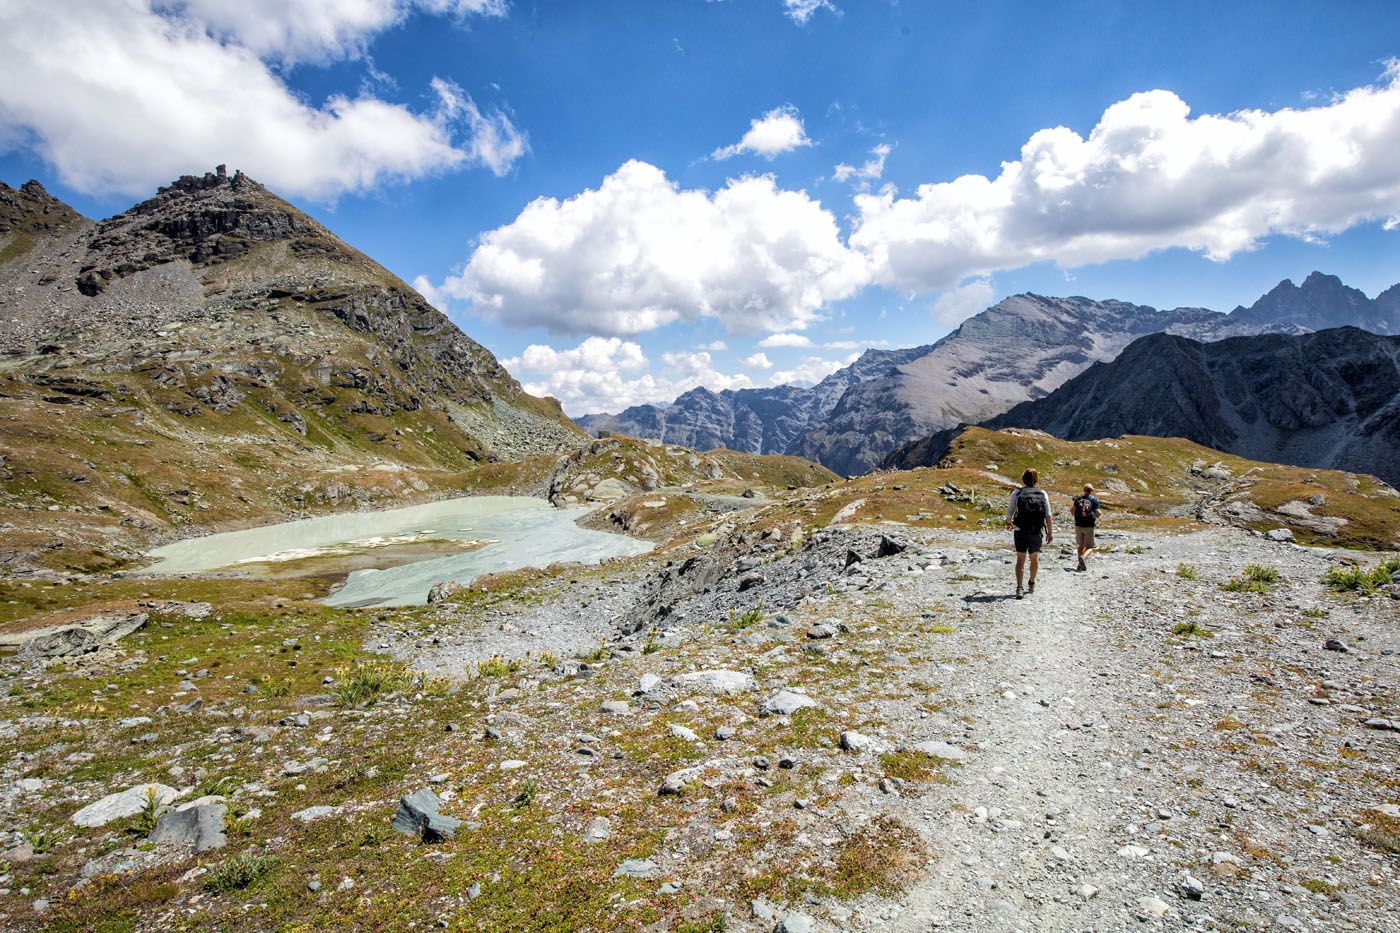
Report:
1073,496,1095,525
1014,488,1047,531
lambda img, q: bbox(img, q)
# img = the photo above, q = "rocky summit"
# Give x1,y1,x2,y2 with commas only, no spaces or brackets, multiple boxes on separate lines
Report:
0,169,584,571
582,274,1400,477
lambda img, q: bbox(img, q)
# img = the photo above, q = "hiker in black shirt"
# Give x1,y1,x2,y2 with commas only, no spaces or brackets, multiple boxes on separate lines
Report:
1005,468,1053,599
1072,484,1101,572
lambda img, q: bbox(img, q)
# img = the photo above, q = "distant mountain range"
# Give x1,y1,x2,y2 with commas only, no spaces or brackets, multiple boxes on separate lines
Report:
885,325,1400,487
579,272,1400,475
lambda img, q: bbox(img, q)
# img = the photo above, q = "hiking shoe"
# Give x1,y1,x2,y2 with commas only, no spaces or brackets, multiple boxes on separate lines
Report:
1027,580,1035,594
1015,586,1024,600
1077,559,1087,572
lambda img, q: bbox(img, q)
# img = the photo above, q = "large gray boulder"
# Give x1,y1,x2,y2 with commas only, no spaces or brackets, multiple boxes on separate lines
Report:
71,783,178,828
149,801,227,852
14,612,148,662
391,789,463,841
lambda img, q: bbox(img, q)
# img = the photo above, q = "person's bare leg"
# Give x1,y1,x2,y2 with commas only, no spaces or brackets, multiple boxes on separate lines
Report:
1015,552,1025,589
1029,552,1039,586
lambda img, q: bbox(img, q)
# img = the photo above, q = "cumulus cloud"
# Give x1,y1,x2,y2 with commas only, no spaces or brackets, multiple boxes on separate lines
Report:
744,352,773,369
758,332,814,348
442,159,868,337
712,106,813,160
504,338,755,414
930,279,996,327
701,340,729,351
783,0,838,24
852,62,1400,291
832,143,889,189
0,0,522,198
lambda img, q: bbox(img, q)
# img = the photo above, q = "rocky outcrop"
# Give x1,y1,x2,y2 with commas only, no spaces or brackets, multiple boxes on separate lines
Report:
886,327,1400,486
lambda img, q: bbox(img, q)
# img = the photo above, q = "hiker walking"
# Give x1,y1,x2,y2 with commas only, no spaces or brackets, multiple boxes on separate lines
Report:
1005,468,1052,599
1072,483,1101,572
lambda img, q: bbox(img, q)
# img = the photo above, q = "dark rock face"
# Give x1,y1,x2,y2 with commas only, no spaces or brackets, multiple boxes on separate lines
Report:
586,274,1399,477
888,327,1400,486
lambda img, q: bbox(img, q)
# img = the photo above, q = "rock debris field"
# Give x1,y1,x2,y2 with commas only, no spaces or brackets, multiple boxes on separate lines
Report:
0,521,1395,931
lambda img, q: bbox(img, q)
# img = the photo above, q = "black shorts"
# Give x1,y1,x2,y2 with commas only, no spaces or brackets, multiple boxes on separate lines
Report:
1013,529,1043,554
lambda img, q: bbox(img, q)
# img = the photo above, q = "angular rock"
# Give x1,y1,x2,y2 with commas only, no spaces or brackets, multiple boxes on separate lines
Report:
673,669,756,695
761,690,816,717
613,858,659,879
426,580,465,603
774,912,814,933
391,789,463,841
912,739,967,762
71,784,178,828
149,802,227,853
582,817,612,843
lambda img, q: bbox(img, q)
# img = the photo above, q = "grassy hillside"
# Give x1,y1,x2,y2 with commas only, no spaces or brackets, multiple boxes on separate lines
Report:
757,427,1400,550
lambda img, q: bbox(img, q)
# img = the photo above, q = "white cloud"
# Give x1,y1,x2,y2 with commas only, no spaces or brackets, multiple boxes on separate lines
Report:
771,353,856,387
852,61,1400,291
783,0,838,24
442,159,867,337
744,352,773,369
431,77,529,176
505,337,656,414
712,106,813,160
930,280,995,327
832,143,889,189
701,340,728,351
411,273,449,309
170,0,507,65
822,339,887,350
0,0,522,199
503,338,755,415
758,332,814,348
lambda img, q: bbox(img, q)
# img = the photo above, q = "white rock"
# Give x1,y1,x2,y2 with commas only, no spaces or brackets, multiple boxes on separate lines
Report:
668,724,700,743
71,784,179,828
760,690,816,717
500,760,527,770
638,673,662,694
911,740,967,762
1137,895,1170,919
673,670,756,695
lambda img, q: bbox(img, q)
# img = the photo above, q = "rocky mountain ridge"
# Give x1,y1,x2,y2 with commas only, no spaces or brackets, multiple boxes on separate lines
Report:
576,343,933,455
886,326,1400,487
581,272,1400,476
0,168,584,570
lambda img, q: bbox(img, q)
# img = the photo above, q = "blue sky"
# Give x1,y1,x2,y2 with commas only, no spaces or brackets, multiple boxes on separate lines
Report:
3,0,1400,413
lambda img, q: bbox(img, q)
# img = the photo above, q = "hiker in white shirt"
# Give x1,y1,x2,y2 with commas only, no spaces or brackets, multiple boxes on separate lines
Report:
1005,468,1053,599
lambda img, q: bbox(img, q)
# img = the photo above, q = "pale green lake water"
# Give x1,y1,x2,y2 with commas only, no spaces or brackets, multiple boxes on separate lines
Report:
144,496,652,607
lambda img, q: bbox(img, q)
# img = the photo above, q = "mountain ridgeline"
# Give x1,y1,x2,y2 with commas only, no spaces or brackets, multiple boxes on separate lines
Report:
885,326,1400,487
0,168,583,568
580,272,1400,476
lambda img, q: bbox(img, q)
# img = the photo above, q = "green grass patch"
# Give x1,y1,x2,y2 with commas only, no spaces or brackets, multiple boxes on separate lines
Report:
1172,620,1214,638
1175,563,1199,580
203,850,279,894
333,660,413,707
1323,557,1400,595
1221,564,1280,593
